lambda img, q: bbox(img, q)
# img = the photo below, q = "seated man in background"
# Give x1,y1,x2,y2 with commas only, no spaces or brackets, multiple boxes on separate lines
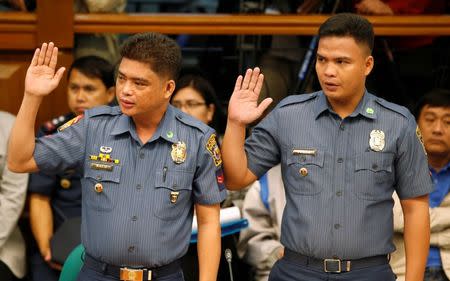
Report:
237,164,285,281
392,88,450,281
0,111,29,281
28,55,115,281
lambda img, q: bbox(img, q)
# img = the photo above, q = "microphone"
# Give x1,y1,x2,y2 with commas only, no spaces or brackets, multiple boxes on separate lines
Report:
224,248,234,281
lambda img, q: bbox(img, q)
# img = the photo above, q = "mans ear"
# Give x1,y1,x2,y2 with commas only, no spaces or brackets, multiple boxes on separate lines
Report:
165,80,176,99
106,87,115,103
364,55,374,76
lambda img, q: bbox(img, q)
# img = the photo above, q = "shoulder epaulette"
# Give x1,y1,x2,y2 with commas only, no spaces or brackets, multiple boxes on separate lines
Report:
41,113,74,135
175,112,209,134
374,98,410,119
88,105,121,117
277,92,319,109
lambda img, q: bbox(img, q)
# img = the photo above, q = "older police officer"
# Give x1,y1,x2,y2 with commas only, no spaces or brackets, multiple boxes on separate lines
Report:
222,13,432,281
8,33,227,281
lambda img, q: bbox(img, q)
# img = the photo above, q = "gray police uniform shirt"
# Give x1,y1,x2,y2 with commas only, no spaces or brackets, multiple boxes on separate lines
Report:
245,91,433,260
33,105,227,267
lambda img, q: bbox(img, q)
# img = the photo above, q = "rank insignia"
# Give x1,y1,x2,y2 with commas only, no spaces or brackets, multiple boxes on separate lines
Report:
416,126,427,155
369,130,385,152
171,141,187,164
206,134,222,167
170,191,180,203
57,114,84,132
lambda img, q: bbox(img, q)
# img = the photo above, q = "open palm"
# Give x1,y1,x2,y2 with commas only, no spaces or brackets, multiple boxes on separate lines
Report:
228,67,272,125
25,42,65,97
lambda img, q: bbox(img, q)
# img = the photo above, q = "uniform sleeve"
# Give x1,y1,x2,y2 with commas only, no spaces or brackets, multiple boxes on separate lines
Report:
245,110,281,178
192,129,227,205
34,116,87,174
27,171,58,196
237,183,283,272
394,115,433,199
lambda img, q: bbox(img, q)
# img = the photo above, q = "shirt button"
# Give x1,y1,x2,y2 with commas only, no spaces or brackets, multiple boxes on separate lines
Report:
136,184,142,190
337,158,343,163
334,224,341,229
132,216,138,221
139,152,145,159
336,191,342,197
128,246,135,253
372,163,378,170
339,124,345,130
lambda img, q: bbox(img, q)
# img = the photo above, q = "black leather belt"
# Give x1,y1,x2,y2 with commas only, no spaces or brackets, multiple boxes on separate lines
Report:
284,248,389,273
84,253,181,280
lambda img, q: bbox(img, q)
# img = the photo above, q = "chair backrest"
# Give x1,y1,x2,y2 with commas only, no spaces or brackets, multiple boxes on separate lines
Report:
58,244,85,281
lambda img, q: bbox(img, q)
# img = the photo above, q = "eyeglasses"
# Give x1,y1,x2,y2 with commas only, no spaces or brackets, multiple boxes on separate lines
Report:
172,100,207,110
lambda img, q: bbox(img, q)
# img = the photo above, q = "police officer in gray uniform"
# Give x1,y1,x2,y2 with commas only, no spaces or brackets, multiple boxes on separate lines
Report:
8,33,227,281
27,56,115,281
222,13,433,281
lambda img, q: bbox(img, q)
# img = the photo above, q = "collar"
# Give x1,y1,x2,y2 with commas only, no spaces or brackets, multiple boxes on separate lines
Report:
430,161,450,175
110,105,179,144
313,90,378,120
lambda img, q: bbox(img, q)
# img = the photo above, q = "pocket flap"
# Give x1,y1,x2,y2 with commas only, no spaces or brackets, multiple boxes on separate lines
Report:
287,149,324,167
85,164,122,183
155,169,194,190
355,152,394,172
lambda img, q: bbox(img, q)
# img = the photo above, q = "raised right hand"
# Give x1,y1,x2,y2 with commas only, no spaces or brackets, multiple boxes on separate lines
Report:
25,42,65,97
227,67,272,126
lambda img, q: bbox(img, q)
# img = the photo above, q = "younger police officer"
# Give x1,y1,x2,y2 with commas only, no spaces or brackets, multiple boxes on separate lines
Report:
8,33,227,281
28,56,115,281
222,13,432,281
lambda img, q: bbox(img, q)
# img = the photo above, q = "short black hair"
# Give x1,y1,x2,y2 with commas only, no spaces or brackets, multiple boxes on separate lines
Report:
414,88,450,119
68,56,115,88
318,13,374,53
120,32,182,81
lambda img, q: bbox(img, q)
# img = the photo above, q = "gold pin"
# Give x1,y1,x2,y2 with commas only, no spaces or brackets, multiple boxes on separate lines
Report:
299,167,308,177
170,191,180,203
60,178,71,189
94,183,103,193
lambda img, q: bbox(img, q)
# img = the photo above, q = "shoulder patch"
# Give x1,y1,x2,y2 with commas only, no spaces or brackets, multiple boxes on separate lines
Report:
206,134,222,167
277,92,318,109
374,98,410,118
41,113,75,135
88,105,121,117
58,114,84,132
416,126,427,155
175,112,209,134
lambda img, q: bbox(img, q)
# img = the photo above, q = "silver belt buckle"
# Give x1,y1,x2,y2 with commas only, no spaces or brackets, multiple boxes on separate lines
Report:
323,258,342,273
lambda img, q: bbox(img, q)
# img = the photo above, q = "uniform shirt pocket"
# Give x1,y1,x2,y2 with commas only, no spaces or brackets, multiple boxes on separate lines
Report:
353,151,395,201
286,150,325,195
83,165,122,212
152,169,194,221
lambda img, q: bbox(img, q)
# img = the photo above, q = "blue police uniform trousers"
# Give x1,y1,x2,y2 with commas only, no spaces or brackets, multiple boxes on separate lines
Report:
77,264,185,281
268,257,396,281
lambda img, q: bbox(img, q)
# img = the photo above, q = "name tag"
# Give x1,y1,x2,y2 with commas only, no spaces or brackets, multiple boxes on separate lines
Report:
90,163,113,171
292,149,316,156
